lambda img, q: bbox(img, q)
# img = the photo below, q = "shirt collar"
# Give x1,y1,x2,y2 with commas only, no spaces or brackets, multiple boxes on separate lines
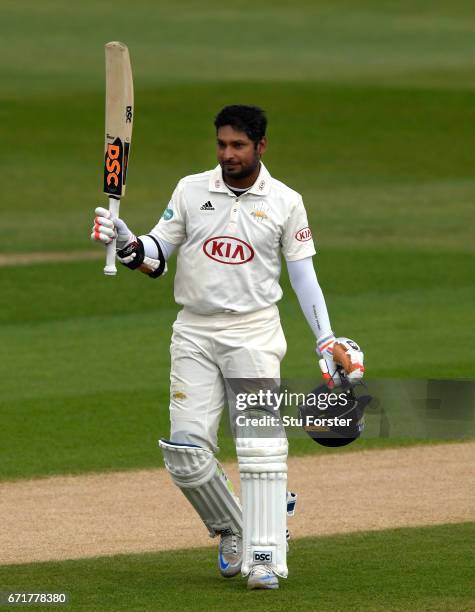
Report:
208,162,271,196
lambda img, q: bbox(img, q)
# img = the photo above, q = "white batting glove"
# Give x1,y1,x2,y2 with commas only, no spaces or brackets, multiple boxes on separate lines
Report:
316,334,340,388
334,337,365,383
91,207,135,250
317,336,365,388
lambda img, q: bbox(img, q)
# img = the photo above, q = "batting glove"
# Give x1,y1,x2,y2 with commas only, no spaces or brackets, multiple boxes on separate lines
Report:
316,334,340,388
317,335,365,388
91,207,135,250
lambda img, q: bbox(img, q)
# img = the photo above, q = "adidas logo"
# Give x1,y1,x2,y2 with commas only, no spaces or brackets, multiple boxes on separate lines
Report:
200,201,215,211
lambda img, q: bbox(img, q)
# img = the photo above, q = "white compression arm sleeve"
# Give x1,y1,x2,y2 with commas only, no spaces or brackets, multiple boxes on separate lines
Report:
139,234,177,261
287,257,333,341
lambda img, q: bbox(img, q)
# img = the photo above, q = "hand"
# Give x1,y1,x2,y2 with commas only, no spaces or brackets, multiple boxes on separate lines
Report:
317,336,365,388
316,334,339,388
332,337,365,384
91,207,135,250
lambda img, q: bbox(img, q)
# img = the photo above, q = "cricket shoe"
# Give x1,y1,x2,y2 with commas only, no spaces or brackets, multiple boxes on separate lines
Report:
218,530,242,578
247,564,279,590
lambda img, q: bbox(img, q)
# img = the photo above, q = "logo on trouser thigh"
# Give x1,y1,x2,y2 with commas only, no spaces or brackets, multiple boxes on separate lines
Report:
253,551,273,563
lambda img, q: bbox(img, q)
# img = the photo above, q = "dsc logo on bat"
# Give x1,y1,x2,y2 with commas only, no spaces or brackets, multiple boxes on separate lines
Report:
105,144,121,187
104,138,123,195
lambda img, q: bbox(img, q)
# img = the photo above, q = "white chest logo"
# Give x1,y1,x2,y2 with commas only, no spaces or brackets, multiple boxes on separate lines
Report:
250,203,269,222
203,236,254,265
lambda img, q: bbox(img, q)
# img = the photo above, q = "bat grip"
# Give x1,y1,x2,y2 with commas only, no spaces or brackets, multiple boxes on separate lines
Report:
104,197,121,276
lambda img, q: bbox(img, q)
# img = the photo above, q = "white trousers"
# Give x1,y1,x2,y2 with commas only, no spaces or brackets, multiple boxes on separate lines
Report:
169,304,287,451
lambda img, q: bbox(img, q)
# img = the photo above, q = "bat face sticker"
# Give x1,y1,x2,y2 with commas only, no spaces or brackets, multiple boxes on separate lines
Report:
104,140,123,194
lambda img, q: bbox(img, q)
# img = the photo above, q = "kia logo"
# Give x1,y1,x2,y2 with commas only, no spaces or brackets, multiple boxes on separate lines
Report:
203,236,254,265
295,227,312,242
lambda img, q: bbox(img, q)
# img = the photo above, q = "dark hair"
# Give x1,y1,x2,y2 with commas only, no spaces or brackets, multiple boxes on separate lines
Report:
214,105,267,145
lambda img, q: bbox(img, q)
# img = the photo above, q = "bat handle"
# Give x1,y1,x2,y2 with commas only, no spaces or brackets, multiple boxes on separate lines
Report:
104,197,121,276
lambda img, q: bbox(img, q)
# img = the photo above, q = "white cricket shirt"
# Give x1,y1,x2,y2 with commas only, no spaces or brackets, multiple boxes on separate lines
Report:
150,163,316,314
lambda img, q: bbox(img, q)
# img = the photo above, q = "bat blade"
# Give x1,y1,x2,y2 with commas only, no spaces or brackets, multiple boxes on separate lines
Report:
103,41,134,275
104,41,134,198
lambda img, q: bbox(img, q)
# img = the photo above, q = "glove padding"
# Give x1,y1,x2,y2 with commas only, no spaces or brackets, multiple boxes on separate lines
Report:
91,207,135,250
317,337,365,389
116,238,168,278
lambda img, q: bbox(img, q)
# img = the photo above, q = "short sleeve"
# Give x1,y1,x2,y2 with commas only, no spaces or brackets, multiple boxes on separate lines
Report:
149,180,186,246
281,197,316,261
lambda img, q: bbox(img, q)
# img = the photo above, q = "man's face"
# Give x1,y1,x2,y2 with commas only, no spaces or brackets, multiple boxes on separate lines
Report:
216,125,266,181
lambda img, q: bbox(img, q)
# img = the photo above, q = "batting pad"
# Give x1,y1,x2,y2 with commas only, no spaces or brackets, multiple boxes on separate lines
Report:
159,439,242,537
236,436,289,577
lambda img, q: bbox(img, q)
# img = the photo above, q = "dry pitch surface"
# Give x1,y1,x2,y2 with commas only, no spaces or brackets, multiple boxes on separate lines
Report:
1,442,473,565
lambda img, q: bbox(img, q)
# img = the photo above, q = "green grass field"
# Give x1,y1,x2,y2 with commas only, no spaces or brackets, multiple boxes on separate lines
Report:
1,1,473,609
1,524,473,611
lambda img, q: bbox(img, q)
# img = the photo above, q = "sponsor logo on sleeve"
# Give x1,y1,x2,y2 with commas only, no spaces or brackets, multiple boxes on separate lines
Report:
295,227,312,242
203,236,254,265
162,208,174,221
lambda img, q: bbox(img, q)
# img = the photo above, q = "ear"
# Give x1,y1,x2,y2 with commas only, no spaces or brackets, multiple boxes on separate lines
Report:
257,136,267,156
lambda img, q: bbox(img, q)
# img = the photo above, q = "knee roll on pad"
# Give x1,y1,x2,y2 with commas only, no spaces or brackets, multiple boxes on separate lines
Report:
237,437,289,578
159,439,242,537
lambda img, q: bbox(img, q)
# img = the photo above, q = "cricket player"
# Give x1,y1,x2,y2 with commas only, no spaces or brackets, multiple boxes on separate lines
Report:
91,105,364,589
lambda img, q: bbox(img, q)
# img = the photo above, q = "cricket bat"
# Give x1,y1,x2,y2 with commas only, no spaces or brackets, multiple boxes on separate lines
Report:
103,41,134,275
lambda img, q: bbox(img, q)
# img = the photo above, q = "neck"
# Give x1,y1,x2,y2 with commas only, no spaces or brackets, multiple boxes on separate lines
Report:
224,162,261,189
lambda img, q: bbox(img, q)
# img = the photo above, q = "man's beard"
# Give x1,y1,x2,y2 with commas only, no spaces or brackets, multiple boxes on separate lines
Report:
221,156,260,181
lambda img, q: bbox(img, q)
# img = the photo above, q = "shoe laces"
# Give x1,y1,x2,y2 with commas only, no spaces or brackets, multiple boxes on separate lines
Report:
221,533,239,555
